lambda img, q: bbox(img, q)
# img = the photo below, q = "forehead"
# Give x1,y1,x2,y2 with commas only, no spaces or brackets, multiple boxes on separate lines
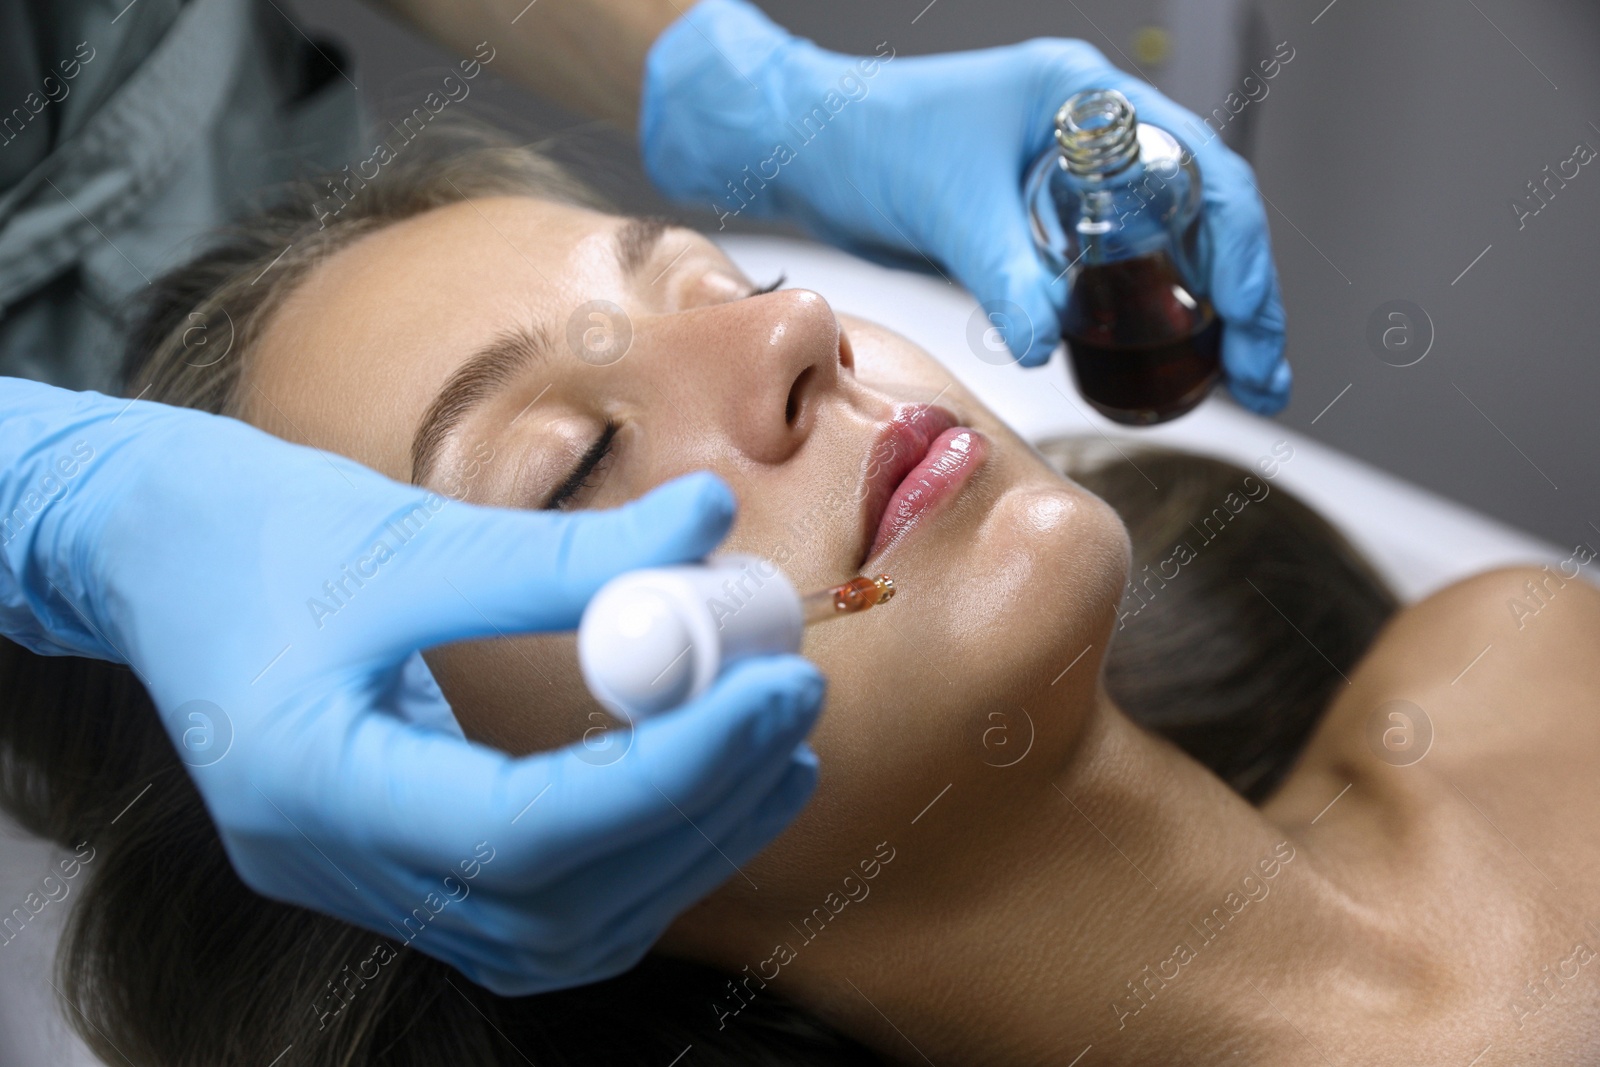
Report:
242,197,622,482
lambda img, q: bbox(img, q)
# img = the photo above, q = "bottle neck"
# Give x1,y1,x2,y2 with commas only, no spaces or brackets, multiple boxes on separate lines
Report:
1054,88,1141,180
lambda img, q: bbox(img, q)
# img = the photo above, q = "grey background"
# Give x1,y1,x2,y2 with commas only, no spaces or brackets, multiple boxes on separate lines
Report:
283,0,1599,548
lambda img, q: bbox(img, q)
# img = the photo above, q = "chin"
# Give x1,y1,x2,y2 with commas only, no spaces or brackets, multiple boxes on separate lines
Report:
966,477,1130,698
993,475,1128,604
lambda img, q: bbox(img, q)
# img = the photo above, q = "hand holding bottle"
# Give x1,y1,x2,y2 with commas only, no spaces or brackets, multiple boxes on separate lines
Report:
639,0,1290,413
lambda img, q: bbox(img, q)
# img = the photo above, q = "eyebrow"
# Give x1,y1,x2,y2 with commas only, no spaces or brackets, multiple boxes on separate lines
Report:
614,215,672,277
407,217,676,485
409,323,555,485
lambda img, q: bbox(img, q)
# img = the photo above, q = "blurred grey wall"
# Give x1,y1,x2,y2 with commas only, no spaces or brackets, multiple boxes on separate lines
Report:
285,0,1599,549
1245,0,1600,554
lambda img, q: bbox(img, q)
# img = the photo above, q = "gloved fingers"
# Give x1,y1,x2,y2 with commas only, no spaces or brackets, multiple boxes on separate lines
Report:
450,924,659,998
496,740,817,958
239,696,531,873
217,831,390,927
918,40,1122,370
1217,270,1289,414
385,745,817,991
623,655,821,822
1225,358,1292,416
347,470,735,659
380,742,819,985
382,649,466,737
275,654,821,892
575,747,817,952
934,38,1178,370
487,752,815,996
1188,150,1289,408
1017,38,1125,156
945,185,1064,369
218,835,518,982
470,655,824,890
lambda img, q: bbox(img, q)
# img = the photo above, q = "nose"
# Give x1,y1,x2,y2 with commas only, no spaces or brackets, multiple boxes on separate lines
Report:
646,289,844,465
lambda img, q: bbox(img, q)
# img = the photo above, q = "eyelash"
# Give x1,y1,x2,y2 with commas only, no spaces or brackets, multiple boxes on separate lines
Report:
544,421,618,511
542,274,783,510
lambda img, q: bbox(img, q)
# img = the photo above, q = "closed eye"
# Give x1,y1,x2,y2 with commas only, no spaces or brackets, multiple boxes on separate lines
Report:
543,421,618,511
749,272,786,296
541,272,782,511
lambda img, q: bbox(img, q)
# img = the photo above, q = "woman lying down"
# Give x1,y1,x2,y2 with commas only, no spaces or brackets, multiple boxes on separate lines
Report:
3,124,1597,1067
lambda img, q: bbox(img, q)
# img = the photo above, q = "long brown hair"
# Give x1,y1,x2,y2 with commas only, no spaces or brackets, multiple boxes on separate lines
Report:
1042,438,1398,801
0,119,1396,1066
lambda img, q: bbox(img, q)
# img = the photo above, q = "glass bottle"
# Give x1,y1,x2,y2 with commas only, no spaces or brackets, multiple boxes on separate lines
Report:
1025,88,1220,425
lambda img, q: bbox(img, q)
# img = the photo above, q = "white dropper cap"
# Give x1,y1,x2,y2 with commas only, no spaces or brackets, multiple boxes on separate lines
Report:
577,555,804,722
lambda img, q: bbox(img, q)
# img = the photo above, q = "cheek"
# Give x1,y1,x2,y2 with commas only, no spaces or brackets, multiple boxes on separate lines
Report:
731,485,1131,888
905,484,1128,712
423,635,600,755
991,486,1131,639
842,317,951,395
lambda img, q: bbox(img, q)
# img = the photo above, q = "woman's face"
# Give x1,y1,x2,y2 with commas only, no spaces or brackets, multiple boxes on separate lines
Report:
243,195,1129,941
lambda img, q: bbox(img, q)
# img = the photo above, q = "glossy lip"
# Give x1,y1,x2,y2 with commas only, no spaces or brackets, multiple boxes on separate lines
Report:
854,403,987,568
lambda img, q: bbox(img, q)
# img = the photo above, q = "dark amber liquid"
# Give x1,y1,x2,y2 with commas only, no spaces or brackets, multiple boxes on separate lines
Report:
1061,250,1222,426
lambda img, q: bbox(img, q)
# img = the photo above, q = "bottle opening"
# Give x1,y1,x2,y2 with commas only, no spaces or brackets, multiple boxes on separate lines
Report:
1055,88,1140,179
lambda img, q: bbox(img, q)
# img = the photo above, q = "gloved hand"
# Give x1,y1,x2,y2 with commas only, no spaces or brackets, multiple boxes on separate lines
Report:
0,378,823,995
640,0,1289,414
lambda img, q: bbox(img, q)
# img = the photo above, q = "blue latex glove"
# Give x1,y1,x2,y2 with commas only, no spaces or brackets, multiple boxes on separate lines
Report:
640,0,1289,414
0,378,823,995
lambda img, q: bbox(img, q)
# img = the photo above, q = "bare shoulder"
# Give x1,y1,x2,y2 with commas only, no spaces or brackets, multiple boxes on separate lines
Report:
1351,563,1600,702
1266,566,1600,1063
1271,562,1600,816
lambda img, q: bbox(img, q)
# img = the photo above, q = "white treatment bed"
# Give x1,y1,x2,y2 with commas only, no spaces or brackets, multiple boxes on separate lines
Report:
0,236,1574,1067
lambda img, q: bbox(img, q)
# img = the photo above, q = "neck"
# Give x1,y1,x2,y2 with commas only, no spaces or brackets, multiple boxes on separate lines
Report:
765,688,1422,1065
